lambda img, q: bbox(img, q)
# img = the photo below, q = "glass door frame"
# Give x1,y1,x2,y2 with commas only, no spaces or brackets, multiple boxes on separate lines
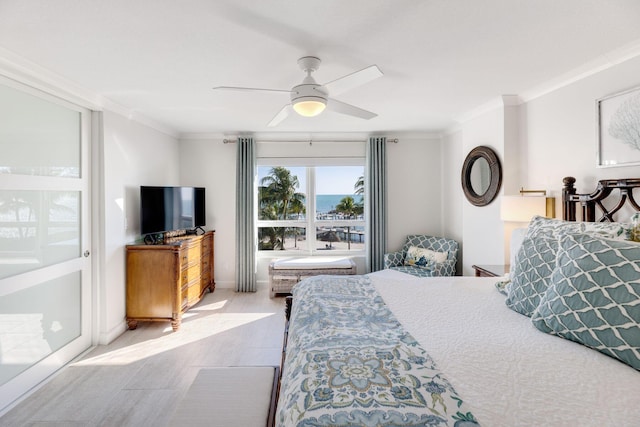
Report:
0,76,93,412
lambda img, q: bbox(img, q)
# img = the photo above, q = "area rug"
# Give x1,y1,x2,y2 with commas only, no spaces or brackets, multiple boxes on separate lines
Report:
169,366,277,427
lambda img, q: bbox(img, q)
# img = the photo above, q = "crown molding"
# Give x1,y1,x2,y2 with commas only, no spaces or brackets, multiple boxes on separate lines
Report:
102,101,179,139
501,94,521,106
0,46,102,109
179,130,443,142
453,96,505,126
381,132,444,141
0,46,179,139
520,38,640,103
179,132,230,140
449,37,640,133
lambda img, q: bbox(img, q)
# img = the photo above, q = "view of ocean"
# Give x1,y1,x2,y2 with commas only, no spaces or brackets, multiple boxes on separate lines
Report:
316,194,363,214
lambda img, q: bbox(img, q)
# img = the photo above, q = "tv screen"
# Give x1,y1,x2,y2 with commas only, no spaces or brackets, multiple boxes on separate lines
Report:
140,186,206,235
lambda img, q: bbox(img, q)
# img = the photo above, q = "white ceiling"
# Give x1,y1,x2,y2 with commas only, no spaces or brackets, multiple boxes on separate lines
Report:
1,0,640,137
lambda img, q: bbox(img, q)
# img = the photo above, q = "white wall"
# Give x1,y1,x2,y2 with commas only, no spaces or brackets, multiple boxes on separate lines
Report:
179,137,236,288
99,110,180,343
525,55,640,194
441,130,464,274
386,136,444,252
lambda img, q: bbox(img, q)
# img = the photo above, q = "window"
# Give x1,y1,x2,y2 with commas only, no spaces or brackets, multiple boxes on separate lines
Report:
257,164,365,254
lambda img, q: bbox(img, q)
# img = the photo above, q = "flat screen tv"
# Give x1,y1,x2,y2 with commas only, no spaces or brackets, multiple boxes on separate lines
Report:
140,186,206,235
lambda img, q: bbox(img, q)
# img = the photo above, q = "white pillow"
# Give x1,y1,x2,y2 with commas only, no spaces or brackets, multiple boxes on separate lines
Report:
404,246,448,269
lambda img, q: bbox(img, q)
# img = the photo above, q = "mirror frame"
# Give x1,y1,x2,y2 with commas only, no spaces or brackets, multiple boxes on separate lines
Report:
461,145,502,206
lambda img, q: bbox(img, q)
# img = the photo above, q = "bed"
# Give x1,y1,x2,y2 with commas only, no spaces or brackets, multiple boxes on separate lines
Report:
276,177,640,426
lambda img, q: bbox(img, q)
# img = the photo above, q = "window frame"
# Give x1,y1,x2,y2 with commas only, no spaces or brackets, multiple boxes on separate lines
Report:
256,158,365,257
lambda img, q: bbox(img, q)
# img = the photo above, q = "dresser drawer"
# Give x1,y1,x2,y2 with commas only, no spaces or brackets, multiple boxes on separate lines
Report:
201,257,211,275
201,236,212,254
181,263,202,286
187,281,201,305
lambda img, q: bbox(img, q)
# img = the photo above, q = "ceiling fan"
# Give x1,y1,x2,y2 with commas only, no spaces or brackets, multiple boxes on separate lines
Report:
213,56,383,127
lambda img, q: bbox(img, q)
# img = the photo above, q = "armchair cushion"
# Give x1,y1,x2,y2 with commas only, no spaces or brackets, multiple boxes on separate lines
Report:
384,235,459,277
404,246,448,269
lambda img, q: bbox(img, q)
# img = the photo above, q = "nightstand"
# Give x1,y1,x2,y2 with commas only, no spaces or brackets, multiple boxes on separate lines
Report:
472,264,509,278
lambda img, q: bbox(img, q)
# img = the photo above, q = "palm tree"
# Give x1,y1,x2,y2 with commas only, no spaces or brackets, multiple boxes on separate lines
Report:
260,167,305,249
258,226,282,250
353,175,365,217
288,197,306,248
354,175,364,195
335,196,363,250
257,190,282,250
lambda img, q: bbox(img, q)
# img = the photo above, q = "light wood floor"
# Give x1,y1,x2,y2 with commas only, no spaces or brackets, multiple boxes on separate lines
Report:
0,287,286,427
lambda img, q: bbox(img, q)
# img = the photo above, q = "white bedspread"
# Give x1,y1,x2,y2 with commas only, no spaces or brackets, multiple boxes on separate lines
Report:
369,269,640,427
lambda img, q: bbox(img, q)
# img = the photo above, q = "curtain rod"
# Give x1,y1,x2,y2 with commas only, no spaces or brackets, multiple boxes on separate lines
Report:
223,138,398,144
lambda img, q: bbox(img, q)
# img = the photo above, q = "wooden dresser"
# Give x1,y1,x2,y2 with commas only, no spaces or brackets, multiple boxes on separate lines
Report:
126,231,215,331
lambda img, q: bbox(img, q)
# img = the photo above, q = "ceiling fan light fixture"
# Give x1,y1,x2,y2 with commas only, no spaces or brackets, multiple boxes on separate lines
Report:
215,56,381,126
292,97,326,117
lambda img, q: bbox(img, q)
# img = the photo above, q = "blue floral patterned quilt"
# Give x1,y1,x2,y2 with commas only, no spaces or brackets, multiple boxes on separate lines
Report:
276,275,480,427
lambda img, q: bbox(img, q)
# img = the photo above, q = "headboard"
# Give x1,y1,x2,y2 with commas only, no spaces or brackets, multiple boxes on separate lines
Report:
562,176,640,222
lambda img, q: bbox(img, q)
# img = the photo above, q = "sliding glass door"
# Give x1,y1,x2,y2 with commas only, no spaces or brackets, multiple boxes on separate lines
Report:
0,79,92,411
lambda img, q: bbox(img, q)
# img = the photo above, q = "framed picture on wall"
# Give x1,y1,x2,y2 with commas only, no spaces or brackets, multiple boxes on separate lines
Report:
597,85,640,167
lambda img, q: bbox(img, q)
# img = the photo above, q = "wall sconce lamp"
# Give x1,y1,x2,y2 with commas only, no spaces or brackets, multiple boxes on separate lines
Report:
501,188,556,222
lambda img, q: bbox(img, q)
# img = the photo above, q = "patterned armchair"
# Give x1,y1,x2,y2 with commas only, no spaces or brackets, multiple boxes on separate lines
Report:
384,235,458,277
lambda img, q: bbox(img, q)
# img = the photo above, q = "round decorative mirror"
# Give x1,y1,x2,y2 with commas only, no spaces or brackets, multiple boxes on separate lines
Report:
461,146,502,206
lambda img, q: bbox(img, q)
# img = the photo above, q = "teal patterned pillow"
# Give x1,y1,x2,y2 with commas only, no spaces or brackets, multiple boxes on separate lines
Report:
506,216,632,317
525,215,583,239
526,215,631,240
505,232,559,316
531,233,640,371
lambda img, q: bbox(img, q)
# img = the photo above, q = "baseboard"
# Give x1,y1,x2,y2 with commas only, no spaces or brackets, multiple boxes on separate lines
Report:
210,280,272,292
213,280,235,289
98,321,127,345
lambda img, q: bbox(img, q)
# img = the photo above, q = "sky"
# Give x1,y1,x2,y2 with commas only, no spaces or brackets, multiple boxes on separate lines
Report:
257,166,363,194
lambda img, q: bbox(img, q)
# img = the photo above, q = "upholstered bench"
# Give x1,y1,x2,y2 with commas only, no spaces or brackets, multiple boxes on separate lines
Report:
269,256,357,297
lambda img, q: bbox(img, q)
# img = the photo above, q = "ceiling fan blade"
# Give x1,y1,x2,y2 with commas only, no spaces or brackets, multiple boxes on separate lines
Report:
323,65,383,96
267,104,292,127
212,86,291,94
326,98,377,120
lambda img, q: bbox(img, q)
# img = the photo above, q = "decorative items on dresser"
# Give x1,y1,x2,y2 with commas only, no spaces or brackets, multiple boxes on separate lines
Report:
126,230,215,331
